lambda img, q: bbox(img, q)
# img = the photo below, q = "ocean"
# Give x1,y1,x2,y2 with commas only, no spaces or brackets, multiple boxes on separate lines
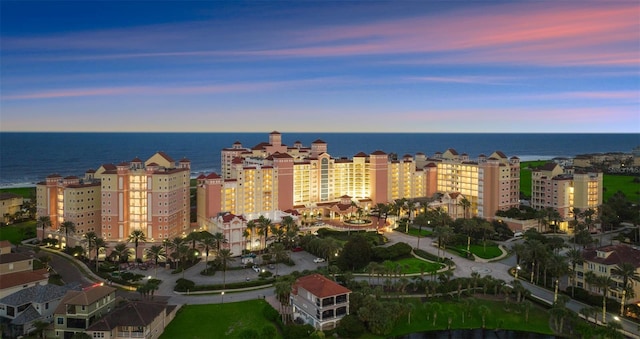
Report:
0,132,638,187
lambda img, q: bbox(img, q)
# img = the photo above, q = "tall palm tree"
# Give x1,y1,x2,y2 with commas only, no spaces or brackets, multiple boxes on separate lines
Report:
611,262,640,314
92,238,106,272
246,220,257,251
257,216,272,252
59,221,76,247
127,230,146,263
198,236,216,270
594,275,614,324
280,216,298,248
566,248,584,297
269,243,287,277
83,231,98,258
217,249,234,289
167,236,186,271
211,232,226,256
145,245,166,277
433,225,452,261
37,216,51,241
461,218,476,254
458,197,471,219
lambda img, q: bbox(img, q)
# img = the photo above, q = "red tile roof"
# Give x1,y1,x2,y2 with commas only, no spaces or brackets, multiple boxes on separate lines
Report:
370,150,386,155
270,131,281,135
205,173,220,179
494,151,508,159
582,244,640,267
179,158,190,163
131,157,142,162
0,270,48,290
47,174,62,178
312,139,326,144
293,274,351,298
354,152,367,157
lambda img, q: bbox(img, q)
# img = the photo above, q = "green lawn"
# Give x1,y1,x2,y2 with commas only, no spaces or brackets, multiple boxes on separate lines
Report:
0,220,37,244
603,175,640,203
450,244,502,259
391,257,444,274
389,297,553,337
0,187,36,198
161,300,280,339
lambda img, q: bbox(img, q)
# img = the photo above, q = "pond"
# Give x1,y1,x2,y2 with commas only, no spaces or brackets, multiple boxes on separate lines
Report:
395,329,557,339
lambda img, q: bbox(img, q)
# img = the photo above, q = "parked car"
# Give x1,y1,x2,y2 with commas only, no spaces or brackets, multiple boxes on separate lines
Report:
252,265,260,273
313,258,325,263
292,246,303,252
267,264,275,269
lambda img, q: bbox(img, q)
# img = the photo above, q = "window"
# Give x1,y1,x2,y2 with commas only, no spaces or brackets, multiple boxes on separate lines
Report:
57,317,64,325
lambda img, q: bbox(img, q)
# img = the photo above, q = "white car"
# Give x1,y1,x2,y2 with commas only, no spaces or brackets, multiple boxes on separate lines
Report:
313,258,325,263
252,265,260,273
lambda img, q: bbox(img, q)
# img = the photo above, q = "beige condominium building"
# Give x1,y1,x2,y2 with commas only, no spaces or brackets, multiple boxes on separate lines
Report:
37,152,190,244
198,132,520,233
531,162,602,230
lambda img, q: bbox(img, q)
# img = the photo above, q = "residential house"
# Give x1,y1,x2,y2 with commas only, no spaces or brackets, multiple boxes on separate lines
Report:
85,300,178,339
0,193,23,224
0,243,48,298
52,285,117,339
0,283,76,338
574,244,640,305
290,274,351,330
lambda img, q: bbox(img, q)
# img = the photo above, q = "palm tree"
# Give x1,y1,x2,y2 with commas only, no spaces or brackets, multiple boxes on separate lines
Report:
217,249,234,289
211,232,226,256
458,197,471,219
127,230,147,264
461,218,476,255
145,245,166,277
59,221,76,247
83,231,98,258
198,236,216,270
280,216,298,248
478,304,491,328
269,243,287,277
32,320,49,339
257,216,272,252
185,231,202,251
611,262,640,314
433,225,452,261
566,248,583,297
594,275,614,323
37,216,51,241
246,220,257,251
111,243,132,264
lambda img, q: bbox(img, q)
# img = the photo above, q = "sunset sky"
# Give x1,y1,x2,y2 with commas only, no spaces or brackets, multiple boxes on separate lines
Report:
1,1,638,133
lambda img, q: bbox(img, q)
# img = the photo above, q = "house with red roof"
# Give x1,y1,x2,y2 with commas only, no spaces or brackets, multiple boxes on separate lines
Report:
575,244,640,305
290,274,351,330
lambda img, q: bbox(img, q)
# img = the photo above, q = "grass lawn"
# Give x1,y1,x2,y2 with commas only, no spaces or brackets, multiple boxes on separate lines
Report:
450,244,502,259
160,300,280,339
0,187,36,198
0,220,37,244
391,257,444,274
604,174,640,203
388,297,553,337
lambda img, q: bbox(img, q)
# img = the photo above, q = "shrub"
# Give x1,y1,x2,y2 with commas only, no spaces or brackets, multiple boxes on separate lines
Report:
175,278,195,292
336,314,365,338
259,270,273,278
283,323,315,339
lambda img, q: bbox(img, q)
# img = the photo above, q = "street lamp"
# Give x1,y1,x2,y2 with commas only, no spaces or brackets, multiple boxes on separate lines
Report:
221,291,225,304
515,265,521,280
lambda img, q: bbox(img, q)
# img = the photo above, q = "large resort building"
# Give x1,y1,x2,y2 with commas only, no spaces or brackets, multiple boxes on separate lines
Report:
197,132,521,235
37,152,191,244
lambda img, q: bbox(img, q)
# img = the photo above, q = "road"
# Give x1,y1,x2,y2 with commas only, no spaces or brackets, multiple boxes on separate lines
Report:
36,229,640,338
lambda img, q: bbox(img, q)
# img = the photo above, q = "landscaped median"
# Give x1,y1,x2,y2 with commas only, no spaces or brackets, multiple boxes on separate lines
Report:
174,277,277,294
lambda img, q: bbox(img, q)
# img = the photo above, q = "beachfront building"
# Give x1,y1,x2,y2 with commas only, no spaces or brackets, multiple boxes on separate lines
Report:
36,174,101,246
197,132,520,233
424,149,521,219
36,152,190,243
530,162,603,229
290,274,351,330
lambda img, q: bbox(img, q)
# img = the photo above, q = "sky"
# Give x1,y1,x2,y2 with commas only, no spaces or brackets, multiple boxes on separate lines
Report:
1,1,639,133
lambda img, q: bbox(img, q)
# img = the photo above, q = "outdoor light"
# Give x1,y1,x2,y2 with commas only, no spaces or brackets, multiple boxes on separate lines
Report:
515,265,521,280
